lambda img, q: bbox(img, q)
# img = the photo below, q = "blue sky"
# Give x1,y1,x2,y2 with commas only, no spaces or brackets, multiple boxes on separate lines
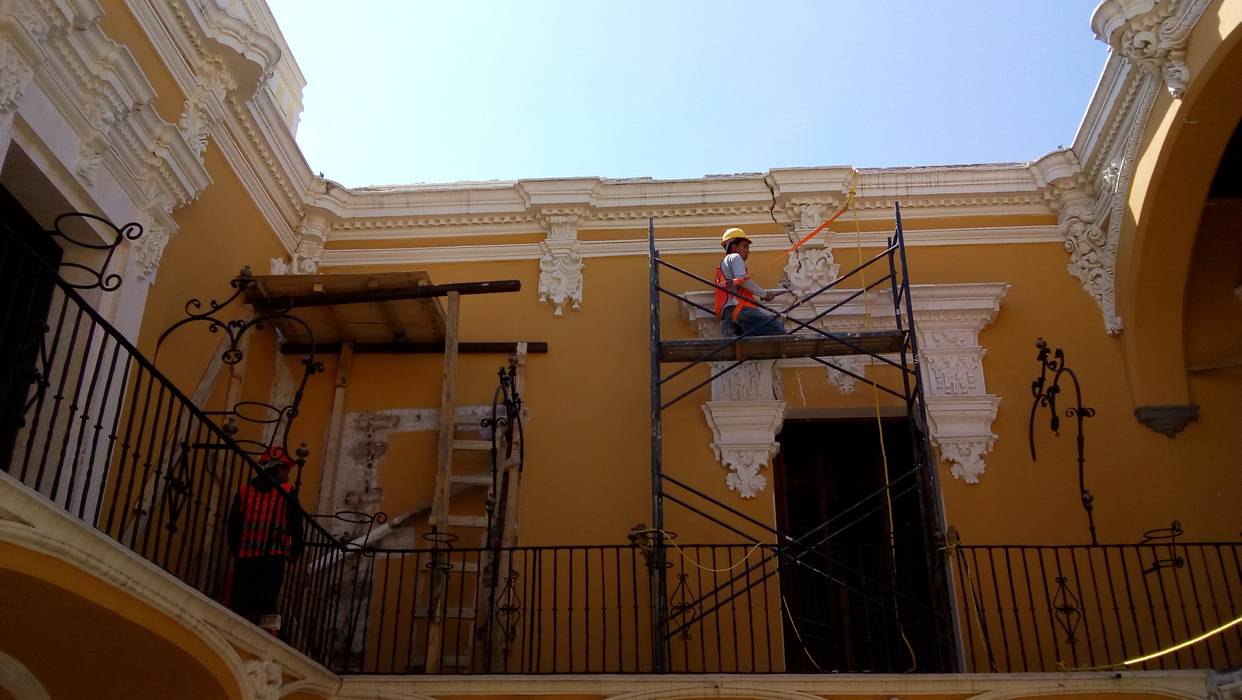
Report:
267,1,1108,188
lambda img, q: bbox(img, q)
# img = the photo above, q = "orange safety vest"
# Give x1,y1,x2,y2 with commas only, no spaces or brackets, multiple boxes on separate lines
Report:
714,257,757,320
236,481,294,558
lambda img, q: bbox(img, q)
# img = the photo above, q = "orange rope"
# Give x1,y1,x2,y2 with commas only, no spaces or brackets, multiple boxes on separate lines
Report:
783,203,849,255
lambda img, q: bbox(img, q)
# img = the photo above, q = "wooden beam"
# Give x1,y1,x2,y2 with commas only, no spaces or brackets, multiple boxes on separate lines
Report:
316,342,354,515
658,330,907,363
280,341,548,355
251,279,520,310
425,290,460,674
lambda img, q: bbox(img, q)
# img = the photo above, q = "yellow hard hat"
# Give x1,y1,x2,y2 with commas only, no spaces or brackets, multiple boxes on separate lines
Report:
720,227,750,249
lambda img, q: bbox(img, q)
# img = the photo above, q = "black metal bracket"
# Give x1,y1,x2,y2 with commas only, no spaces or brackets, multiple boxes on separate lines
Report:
155,266,324,462
1029,338,1099,545
45,212,143,291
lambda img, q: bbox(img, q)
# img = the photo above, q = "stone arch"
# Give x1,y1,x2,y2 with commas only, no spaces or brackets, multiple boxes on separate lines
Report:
0,523,249,700
1117,0,1242,410
0,651,52,700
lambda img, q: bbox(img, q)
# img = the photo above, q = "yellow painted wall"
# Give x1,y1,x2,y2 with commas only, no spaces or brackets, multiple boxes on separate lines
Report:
0,543,240,699
308,228,1240,549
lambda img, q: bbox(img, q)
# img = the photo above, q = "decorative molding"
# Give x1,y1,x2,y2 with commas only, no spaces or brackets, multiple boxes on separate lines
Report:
133,207,172,282
824,355,866,394
1032,149,1123,334
286,207,331,274
925,396,1001,484
335,672,1214,700
0,36,33,113
1134,404,1199,437
74,136,104,185
0,472,336,699
780,202,840,296
320,226,1062,268
537,241,583,316
702,400,785,499
1093,0,1211,98
0,651,51,700
242,659,283,700
537,212,586,316
681,282,1007,483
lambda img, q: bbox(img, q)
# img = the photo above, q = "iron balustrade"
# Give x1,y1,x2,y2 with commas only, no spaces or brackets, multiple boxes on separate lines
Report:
326,541,1242,675
0,212,347,666
953,542,1242,673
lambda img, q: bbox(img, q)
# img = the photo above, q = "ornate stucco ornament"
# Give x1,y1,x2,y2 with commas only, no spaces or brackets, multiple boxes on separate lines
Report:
1032,150,1123,334
702,361,784,498
537,211,585,316
1092,0,1211,98
243,658,284,700
781,202,841,296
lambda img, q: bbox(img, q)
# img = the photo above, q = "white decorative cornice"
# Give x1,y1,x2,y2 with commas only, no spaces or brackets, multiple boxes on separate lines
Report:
1032,149,1123,334
277,206,331,274
1,0,212,283
321,226,1062,268
1092,0,1211,98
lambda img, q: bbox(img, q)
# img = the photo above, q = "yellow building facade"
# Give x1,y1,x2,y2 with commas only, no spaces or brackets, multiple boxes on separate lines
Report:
0,0,1240,698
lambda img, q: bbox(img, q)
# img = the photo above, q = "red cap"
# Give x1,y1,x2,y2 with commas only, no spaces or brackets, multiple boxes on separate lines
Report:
260,446,295,468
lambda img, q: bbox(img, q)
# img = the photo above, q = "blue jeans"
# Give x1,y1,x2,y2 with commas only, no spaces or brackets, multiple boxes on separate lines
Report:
721,306,786,337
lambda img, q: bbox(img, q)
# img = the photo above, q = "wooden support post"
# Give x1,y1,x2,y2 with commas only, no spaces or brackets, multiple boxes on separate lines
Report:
425,291,460,674
316,342,354,515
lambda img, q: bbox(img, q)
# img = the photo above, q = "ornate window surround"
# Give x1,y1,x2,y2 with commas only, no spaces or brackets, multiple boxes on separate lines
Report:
682,282,1008,494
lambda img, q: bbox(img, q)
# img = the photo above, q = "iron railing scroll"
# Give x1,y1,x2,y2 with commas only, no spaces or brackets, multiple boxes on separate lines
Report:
154,265,325,474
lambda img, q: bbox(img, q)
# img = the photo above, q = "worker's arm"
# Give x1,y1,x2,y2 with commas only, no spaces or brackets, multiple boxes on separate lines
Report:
723,254,768,299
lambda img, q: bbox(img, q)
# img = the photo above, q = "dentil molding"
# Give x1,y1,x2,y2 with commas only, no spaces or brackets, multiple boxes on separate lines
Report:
681,283,1008,485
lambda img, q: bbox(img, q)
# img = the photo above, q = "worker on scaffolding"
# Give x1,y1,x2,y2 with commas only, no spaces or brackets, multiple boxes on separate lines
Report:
715,227,787,337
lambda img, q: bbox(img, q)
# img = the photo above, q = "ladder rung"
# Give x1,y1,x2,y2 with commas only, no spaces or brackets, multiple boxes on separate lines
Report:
445,515,489,528
450,473,493,486
413,607,476,619
453,439,492,451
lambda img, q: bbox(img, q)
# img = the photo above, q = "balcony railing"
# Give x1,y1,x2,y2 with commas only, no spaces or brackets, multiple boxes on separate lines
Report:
2,211,1240,676
325,541,1242,674
0,211,347,666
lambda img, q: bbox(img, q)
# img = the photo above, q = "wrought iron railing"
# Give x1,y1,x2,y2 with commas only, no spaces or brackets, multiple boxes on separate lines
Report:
0,211,346,665
953,541,1242,673
325,540,1242,675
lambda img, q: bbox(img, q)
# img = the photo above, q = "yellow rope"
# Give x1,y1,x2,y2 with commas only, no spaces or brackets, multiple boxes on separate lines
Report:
942,537,1000,672
848,173,917,672
1058,614,1242,671
635,528,767,573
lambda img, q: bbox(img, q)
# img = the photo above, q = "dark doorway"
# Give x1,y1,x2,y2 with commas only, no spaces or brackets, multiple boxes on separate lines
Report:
773,417,945,672
0,184,63,471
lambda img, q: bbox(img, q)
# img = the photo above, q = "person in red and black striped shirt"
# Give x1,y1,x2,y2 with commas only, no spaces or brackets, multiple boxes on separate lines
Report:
227,446,304,627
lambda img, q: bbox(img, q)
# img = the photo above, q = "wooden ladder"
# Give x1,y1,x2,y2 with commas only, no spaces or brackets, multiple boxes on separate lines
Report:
423,291,526,672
